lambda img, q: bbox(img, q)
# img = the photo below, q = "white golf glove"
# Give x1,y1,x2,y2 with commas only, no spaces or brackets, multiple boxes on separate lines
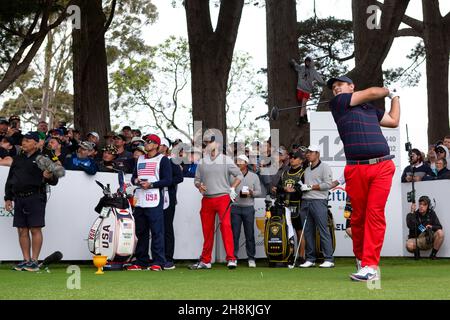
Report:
388,88,399,99
300,184,312,192
229,187,238,202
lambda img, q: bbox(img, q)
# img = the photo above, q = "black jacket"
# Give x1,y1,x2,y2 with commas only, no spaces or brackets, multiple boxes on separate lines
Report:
4,150,59,201
406,209,442,239
168,159,184,205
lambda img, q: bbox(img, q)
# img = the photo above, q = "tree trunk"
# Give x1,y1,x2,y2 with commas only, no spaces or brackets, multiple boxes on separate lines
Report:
423,0,449,144
319,0,410,111
41,28,53,123
72,0,111,138
185,0,244,144
266,0,305,147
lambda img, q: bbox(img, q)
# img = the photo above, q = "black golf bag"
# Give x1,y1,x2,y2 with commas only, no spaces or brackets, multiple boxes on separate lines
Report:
264,196,295,266
315,206,336,263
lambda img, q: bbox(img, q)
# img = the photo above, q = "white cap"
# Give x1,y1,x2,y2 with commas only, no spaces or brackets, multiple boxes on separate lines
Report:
307,145,320,152
237,155,249,163
88,132,99,139
160,138,170,147
131,136,144,144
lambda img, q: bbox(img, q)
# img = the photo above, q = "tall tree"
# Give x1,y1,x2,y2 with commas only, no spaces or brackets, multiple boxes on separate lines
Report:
266,0,302,147
72,0,115,138
0,0,72,94
385,0,449,144
184,0,244,142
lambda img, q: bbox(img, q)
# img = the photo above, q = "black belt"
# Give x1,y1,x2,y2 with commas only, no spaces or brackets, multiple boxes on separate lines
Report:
346,154,395,165
14,189,42,198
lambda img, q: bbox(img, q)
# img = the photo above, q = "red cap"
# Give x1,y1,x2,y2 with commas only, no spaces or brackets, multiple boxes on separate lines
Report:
143,134,161,145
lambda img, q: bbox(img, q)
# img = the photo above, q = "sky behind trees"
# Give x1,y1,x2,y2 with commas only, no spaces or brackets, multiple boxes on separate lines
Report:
143,0,449,169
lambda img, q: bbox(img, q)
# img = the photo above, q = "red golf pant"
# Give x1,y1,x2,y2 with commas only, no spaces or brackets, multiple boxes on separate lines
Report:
344,160,395,267
200,195,236,264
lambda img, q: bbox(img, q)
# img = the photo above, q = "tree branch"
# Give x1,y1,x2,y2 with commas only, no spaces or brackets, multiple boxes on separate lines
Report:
0,23,26,38
396,28,422,38
376,0,423,32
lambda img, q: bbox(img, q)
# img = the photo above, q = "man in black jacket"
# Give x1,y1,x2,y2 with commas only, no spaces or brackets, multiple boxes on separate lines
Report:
406,196,444,260
159,138,184,270
4,132,59,272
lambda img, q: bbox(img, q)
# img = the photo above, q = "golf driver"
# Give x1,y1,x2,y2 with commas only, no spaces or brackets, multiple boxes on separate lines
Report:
255,100,330,121
288,211,309,269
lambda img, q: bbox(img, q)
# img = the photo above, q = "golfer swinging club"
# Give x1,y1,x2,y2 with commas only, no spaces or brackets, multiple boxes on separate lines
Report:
327,76,400,281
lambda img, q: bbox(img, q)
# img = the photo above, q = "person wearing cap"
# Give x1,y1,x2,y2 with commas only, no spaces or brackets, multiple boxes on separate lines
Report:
298,145,334,268
130,136,145,151
132,129,142,137
4,131,59,272
230,154,261,268
113,134,133,173
96,145,119,172
190,130,244,270
157,137,184,269
401,148,435,183
274,150,307,265
126,134,173,271
87,132,100,146
406,196,444,260
132,145,146,161
63,141,98,175
121,125,133,144
431,145,450,171
43,136,67,164
327,75,400,281
290,56,326,125
6,115,23,146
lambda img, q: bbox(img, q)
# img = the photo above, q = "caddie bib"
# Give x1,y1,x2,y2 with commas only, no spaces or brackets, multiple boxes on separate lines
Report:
135,154,163,208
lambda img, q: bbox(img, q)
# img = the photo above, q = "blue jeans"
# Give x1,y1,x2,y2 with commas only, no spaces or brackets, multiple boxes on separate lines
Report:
231,205,256,260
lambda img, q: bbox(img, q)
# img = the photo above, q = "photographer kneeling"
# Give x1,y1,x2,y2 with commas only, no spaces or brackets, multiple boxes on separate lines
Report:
406,196,444,260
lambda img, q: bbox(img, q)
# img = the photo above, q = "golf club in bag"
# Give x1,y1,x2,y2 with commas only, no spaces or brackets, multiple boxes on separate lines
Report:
87,171,137,270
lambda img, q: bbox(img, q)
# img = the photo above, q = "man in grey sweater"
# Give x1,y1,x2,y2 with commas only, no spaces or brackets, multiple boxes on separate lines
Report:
191,130,243,270
231,155,262,268
298,145,334,268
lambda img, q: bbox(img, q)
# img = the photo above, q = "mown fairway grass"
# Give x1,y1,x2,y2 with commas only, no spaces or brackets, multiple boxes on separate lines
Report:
1,258,449,300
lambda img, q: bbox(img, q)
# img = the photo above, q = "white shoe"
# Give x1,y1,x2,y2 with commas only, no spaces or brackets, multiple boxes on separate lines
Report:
227,260,237,269
248,259,256,268
350,266,379,282
319,261,335,268
299,261,315,268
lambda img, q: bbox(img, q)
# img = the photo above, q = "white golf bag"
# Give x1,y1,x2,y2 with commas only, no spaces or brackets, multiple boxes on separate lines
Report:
88,178,137,270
